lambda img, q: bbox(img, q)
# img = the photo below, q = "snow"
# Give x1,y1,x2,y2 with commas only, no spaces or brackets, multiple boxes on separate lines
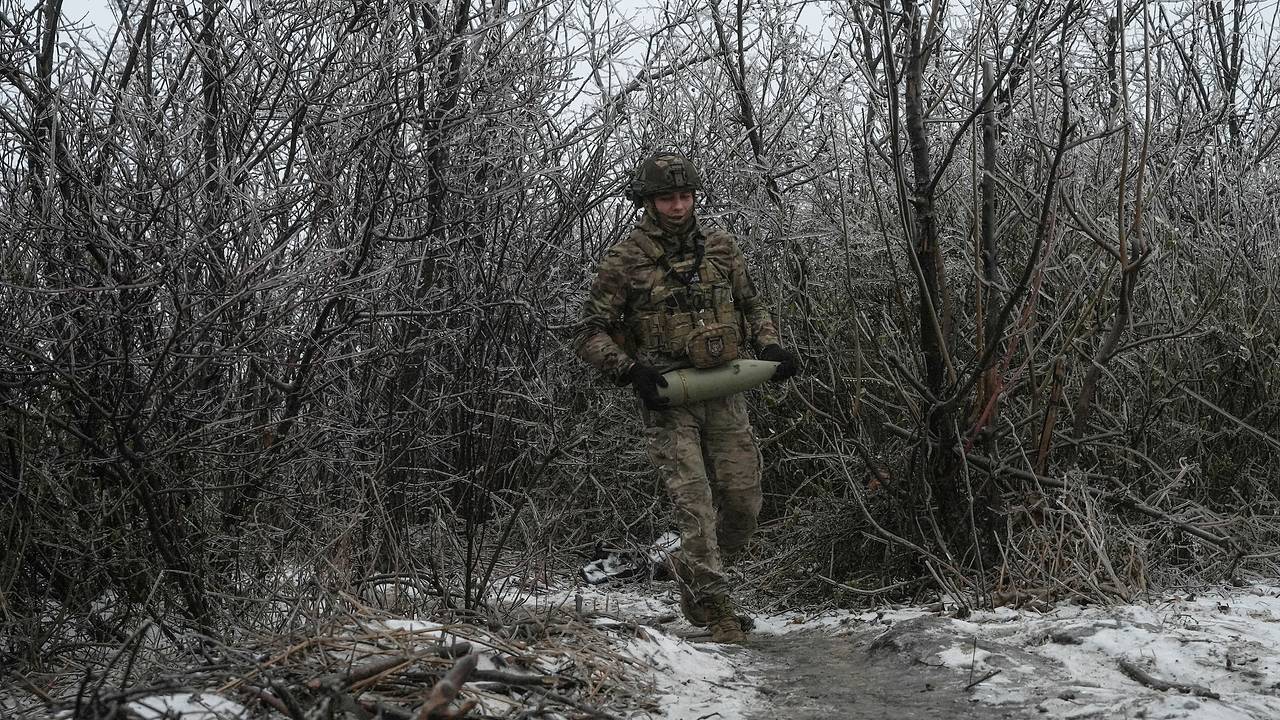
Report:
31,581,1280,720
935,642,994,671
892,586,1280,719
522,583,760,719
749,605,926,636
124,693,248,720
541,581,1280,719
627,629,754,720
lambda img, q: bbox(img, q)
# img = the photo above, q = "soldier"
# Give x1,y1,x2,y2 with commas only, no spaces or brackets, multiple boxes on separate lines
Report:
575,151,799,643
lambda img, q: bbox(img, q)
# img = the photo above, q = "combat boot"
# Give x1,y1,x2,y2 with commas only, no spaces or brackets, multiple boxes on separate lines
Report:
678,585,710,627
705,595,746,644
681,589,753,630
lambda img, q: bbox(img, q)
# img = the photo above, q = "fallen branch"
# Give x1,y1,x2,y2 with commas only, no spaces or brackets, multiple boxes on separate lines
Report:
418,652,480,719
470,668,568,687
308,655,416,691
816,573,925,597
242,686,295,718
360,699,415,720
527,687,626,720
1118,659,1220,699
964,668,1002,690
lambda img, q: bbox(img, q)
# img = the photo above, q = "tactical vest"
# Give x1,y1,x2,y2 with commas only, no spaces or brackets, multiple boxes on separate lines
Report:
623,228,743,362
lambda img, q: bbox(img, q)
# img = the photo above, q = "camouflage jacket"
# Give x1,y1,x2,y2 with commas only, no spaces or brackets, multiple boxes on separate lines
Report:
575,214,779,381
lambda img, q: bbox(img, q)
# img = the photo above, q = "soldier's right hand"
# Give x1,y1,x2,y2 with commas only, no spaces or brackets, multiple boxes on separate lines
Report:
759,344,800,381
624,363,670,410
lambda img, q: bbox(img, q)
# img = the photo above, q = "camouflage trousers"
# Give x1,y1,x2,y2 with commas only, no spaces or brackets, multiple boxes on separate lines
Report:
643,393,763,600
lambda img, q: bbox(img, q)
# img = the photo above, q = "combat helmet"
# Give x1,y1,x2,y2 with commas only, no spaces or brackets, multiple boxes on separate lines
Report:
626,152,704,207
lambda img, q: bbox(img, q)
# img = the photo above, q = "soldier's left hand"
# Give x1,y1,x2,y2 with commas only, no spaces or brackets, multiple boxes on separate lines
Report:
760,344,800,381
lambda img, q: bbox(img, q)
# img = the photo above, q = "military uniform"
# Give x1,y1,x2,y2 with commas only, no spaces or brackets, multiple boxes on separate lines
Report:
576,215,780,378
576,156,787,640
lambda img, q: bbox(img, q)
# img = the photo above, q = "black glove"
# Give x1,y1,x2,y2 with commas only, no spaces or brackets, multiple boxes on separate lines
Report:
759,344,799,382
623,363,670,410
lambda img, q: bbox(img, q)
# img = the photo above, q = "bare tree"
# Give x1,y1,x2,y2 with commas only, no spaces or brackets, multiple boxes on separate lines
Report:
4,0,1280,686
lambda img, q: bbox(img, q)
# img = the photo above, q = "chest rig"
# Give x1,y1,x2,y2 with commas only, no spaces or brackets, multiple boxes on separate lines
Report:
625,228,743,368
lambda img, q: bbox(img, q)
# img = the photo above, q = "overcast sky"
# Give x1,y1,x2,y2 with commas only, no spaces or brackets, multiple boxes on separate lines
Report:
46,0,831,40
55,0,112,28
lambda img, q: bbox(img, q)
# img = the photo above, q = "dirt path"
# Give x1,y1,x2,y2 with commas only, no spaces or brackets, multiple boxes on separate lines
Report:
740,627,1038,719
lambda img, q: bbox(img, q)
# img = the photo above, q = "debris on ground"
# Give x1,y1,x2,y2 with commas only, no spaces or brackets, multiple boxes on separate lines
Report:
4,577,746,720
581,533,680,586
8,577,1280,720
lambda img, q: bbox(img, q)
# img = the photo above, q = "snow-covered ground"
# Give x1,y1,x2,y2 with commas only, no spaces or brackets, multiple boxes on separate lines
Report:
571,582,1280,720
919,586,1280,719
569,586,757,720
123,693,250,720
61,583,1280,719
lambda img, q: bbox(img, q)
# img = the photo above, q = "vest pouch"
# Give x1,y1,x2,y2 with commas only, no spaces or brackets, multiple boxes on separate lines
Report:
664,312,696,354
685,322,740,369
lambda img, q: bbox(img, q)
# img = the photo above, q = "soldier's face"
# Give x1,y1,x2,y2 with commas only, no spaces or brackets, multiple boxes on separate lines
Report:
652,191,694,222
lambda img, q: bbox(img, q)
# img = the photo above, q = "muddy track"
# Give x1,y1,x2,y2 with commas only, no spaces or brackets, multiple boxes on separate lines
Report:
741,628,1037,719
